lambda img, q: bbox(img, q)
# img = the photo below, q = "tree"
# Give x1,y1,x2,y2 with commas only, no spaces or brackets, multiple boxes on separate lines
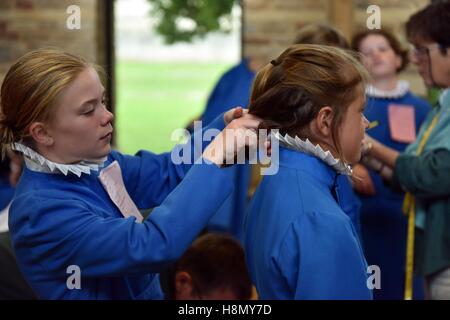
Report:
148,0,238,44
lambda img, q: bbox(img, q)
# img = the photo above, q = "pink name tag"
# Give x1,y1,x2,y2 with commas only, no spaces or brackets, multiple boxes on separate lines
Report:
99,161,143,223
388,104,416,143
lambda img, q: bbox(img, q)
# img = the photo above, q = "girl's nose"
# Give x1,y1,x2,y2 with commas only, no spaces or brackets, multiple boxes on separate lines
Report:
101,106,114,125
363,115,370,129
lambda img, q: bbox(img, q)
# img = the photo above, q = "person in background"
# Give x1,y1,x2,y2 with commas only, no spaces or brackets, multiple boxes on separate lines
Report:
360,1,450,299
0,153,16,212
0,150,36,299
351,29,430,300
244,44,372,299
165,232,253,300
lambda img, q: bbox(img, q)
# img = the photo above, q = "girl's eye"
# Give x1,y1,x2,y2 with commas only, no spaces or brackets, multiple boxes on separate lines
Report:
83,108,95,115
101,96,108,105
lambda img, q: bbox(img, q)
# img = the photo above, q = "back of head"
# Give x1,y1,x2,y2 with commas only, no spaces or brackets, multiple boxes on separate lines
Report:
170,233,252,300
294,23,350,49
249,44,367,158
406,0,450,49
0,48,92,156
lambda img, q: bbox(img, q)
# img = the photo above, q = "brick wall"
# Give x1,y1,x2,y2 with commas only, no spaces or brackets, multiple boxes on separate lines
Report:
0,1,433,97
243,0,430,95
0,0,106,83
243,0,328,62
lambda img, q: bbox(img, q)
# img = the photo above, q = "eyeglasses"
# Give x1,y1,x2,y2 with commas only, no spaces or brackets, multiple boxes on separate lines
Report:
410,43,443,58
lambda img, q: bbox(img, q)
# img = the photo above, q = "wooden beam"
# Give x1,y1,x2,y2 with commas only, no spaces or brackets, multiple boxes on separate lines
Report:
327,0,354,41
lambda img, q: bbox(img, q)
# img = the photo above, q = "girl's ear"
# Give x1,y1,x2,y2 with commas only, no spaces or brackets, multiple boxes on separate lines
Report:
28,122,54,146
174,271,194,300
315,106,334,137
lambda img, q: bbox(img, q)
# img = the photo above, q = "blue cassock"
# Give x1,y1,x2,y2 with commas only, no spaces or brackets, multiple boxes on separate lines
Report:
199,59,256,241
244,147,372,300
360,92,430,300
8,116,235,300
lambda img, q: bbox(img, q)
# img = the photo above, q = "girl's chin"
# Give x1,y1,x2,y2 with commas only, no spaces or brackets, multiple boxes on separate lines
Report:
371,70,396,79
95,145,111,158
347,153,362,165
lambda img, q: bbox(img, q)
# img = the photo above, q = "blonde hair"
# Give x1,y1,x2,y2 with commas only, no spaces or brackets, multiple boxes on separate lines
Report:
249,44,367,160
0,48,101,157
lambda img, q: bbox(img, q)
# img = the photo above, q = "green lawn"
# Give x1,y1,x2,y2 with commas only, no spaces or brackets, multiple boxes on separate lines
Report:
115,61,232,154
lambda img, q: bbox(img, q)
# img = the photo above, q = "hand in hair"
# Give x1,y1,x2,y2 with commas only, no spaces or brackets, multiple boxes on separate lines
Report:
203,110,262,167
223,106,245,124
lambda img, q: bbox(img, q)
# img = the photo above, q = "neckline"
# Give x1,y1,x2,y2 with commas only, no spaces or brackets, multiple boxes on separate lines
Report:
12,143,107,177
272,132,353,176
366,80,410,99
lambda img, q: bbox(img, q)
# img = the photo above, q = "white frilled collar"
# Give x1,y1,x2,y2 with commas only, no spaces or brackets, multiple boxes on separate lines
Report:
12,143,107,177
366,80,410,99
273,132,353,176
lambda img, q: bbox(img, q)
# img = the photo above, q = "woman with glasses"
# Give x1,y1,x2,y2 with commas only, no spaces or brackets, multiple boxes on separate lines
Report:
351,29,430,300
361,1,450,300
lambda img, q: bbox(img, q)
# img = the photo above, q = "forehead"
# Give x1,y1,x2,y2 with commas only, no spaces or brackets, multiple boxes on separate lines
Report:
360,34,390,48
408,33,433,47
58,67,103,104
349,86,366,107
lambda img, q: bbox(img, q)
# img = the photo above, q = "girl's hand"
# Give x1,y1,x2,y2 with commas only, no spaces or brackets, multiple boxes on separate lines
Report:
352,163,376,196
203,113,262,167
361,134,376,156
224,106,247,125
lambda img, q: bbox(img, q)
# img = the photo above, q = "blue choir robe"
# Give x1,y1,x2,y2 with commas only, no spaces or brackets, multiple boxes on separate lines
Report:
359,91,430,300
199,59,256,241
8,116,235,300
200,59,255,126
244,147,372,300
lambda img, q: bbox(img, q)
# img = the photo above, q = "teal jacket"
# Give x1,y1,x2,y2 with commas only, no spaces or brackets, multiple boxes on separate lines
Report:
392,89,450,276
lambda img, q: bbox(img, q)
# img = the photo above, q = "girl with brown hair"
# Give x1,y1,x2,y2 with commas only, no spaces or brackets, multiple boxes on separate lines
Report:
243,44,372,299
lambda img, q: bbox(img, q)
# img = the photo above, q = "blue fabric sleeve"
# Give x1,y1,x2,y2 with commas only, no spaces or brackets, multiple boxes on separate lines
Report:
200,68,236,125
393,148,450,199
14,162,233,278
114,114,226,209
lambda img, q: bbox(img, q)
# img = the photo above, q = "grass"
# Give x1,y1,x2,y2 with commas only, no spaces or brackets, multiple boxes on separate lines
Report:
115,61,232,154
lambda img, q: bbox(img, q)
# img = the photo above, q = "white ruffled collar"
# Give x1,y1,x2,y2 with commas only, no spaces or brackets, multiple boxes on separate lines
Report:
273,132,353,176
12,143,107,177
366,80,410,99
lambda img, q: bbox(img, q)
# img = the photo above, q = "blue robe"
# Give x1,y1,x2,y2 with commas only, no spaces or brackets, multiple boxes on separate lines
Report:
360,91,430,300
200,59,255,126
8,116,235,300
200,59,256,241
244,147,372,299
